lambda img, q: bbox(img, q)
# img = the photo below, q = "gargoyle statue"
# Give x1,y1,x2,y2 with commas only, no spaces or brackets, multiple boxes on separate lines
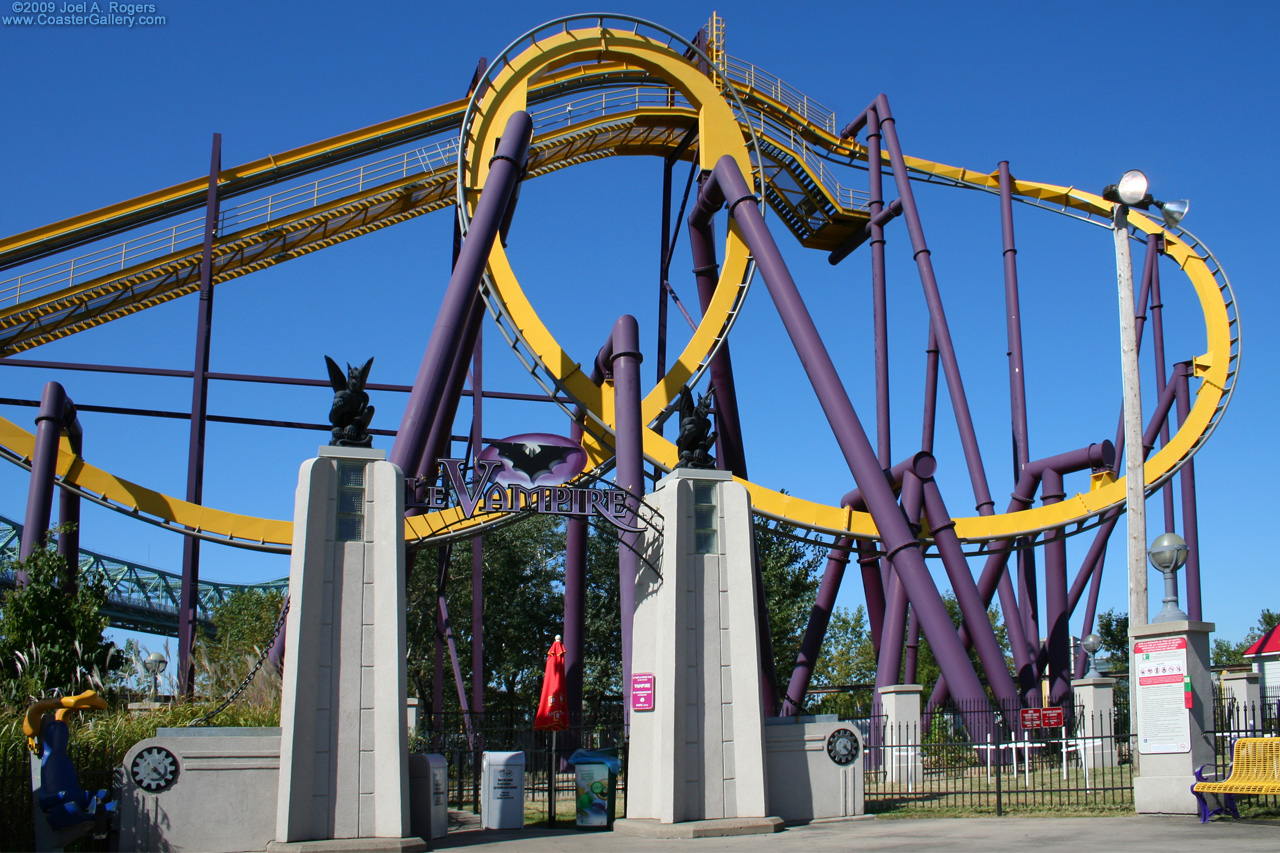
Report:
325,356,375,447
676,386,717,469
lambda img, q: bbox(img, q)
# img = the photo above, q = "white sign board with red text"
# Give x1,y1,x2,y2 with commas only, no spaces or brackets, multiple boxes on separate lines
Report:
1134,636,1190,754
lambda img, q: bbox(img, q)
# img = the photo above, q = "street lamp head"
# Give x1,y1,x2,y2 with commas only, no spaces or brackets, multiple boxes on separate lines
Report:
1081,633,1104,679
1148,531,1189,573
144,651,168,675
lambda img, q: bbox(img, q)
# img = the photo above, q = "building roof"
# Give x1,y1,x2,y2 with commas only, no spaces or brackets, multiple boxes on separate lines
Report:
1243,624,1280,658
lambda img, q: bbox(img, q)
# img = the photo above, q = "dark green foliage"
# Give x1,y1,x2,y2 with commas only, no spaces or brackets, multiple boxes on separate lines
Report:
809,604,877,718
754,517,825,698
407,513,566,718
0,530,122,706
1096,608,1130,667
582,522,621,725
197,588,285,695
1212,609,1280,667
902,591,1011,702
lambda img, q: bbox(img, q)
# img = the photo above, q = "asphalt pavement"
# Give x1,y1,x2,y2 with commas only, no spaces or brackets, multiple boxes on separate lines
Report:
431,814,1278,852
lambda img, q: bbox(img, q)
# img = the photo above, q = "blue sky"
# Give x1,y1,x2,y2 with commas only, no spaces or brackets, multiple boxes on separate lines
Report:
1,1,1275,669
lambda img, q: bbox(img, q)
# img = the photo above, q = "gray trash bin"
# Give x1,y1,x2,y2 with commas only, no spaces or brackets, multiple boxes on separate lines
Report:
426,754,448,838
480,751,525,829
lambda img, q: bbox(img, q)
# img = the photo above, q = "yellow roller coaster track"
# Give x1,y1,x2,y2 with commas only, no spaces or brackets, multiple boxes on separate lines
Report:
0,17,1239,555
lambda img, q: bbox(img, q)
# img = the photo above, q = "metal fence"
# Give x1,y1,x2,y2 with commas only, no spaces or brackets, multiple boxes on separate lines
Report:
862,700,1133,815
421,710,628,824
1208,691,1280,811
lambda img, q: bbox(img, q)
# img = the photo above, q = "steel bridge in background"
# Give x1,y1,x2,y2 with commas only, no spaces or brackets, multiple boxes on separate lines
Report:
0,513,286,637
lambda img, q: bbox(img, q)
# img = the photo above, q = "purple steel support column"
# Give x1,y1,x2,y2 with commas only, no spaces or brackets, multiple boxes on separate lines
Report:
1174,363,1202,619
850,98,995,516
417,292,485,484
782,537,852,714
178,132,222,697
921,329,939,453
903,608,920,684
438,591,474,746
1017,546,1039,675
431,545,447,750
875,468,925,694
55,432,81,585
657,156,673,385
268,594,288,670
471,322,484,721
869,109,891,467
18,382,70,576
1149,238,1176,530
1068,510,1121,615
859,542,886,658
920,471,1021,708
998,162,1031,483
689,219,748,478
695,157,991,724
928,441,1114,710
1041,469,1071,704
610,315,644,719
390,111,532,477
564,420,588,727
690,215,776,708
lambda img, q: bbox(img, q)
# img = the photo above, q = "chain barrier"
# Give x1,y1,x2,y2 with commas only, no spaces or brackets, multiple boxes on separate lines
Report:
187,595,290,727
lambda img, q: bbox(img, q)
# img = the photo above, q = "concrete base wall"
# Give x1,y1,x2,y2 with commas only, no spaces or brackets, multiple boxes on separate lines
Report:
117,728,281,853
764,718,864,823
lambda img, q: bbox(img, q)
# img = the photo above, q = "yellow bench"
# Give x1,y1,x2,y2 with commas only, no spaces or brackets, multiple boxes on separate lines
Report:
1192,737,1280,821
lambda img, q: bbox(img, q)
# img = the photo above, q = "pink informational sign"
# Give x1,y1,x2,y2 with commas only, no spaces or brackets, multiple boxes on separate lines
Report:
631,673,655,711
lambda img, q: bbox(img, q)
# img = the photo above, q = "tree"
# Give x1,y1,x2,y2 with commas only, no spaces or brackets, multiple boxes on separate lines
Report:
581,521,621,726
1212,609,1280,667
406,513,566,721
755,517,825,698
1096,608,1129,669
0,530,122,705
906,592,1011,702
197,588,285,695
809,604,876,719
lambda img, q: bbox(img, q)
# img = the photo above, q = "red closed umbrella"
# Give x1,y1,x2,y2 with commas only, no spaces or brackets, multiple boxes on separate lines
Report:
534,635,568,732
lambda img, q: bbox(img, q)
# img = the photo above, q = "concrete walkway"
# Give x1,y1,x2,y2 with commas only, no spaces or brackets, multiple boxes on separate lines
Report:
432,815,1278,851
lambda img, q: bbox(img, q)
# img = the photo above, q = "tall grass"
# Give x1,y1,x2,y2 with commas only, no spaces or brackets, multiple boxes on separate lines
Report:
1,653,282,852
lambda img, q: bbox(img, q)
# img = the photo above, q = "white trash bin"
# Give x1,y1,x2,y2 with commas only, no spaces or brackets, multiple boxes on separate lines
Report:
480,751,525,829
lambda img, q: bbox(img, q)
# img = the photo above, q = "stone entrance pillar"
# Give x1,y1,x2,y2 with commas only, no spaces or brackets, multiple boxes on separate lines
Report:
275,448,412,844
878,684,923,787
1130,619,1215,814
1071,676,1116,769
625,469,770,824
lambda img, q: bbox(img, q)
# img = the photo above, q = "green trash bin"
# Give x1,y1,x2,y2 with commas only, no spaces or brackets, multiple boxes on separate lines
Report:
569,748,618,829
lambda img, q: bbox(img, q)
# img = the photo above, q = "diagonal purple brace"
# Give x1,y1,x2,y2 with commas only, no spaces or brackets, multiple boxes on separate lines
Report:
390,111,533,477
692,155,993,732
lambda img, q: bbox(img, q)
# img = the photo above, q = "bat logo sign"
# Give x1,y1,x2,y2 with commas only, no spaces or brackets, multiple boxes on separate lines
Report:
405,434,641,532
479,433,587,488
